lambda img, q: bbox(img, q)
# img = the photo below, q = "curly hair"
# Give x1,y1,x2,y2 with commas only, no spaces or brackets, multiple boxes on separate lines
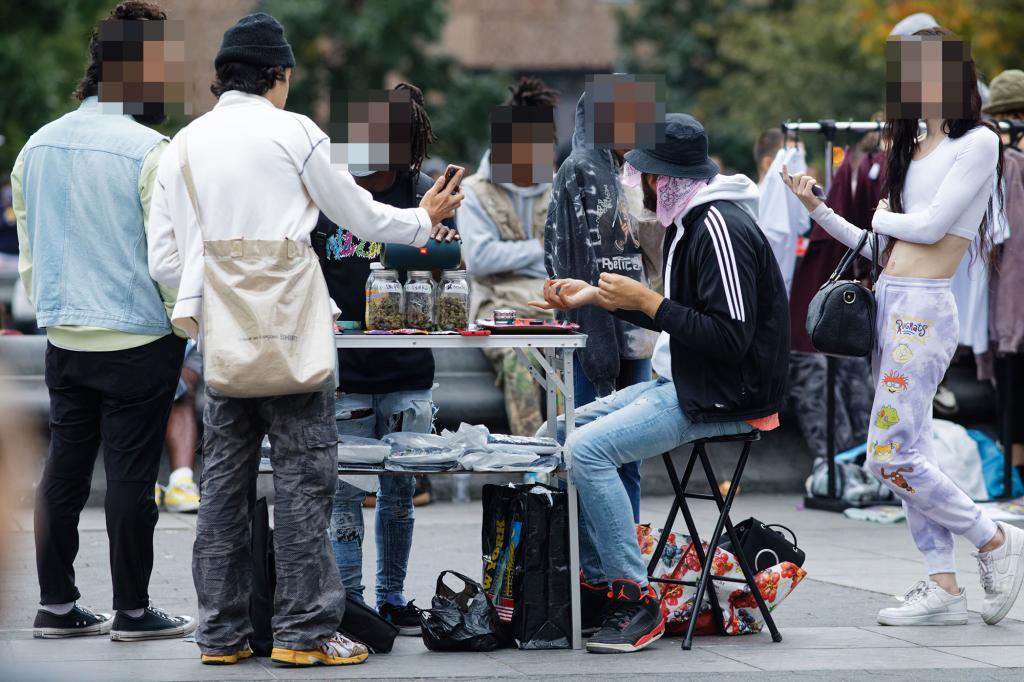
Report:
504,76,560,108
74,1,168,101
210,63,288,98
394,82,437,176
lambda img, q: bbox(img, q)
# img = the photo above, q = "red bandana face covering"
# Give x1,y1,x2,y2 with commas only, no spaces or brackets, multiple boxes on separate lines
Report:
621,161,707,227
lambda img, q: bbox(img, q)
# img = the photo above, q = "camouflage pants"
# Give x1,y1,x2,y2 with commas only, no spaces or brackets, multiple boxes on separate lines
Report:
192,387,343,655
484,348,544,436
788,351,874,457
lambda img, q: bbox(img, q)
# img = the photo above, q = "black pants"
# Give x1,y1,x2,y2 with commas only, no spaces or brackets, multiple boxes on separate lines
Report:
34,333,184,610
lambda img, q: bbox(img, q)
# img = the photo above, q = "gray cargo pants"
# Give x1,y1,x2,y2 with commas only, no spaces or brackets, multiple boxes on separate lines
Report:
192,386,343,654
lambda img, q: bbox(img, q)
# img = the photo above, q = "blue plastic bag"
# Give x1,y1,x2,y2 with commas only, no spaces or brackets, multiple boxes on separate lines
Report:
969,430,1024,498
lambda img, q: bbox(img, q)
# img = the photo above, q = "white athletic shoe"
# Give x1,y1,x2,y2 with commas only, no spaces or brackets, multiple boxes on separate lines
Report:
877,580,968,626
975,521,1024,625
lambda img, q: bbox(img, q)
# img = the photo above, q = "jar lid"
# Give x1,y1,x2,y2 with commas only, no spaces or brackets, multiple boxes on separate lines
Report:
442,269,467,276
408,270,433,277
370,262,384,270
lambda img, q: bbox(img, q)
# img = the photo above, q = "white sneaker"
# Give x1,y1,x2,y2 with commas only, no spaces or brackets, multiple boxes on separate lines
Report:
975,521,1024,625
877,580,968,626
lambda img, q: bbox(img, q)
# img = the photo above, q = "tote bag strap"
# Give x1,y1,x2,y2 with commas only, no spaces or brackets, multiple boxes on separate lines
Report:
176,128,205,239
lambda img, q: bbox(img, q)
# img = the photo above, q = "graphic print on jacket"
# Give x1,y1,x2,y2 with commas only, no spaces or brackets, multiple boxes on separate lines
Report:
324,229,382,262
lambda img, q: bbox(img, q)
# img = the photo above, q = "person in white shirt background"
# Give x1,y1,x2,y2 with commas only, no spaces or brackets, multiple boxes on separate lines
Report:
147,13,462,669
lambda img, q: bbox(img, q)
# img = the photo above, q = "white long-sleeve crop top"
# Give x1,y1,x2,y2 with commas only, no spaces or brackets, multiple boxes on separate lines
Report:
808,124,999,259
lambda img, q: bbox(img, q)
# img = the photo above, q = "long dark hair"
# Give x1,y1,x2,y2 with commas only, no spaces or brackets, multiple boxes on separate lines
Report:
882,26,1002,266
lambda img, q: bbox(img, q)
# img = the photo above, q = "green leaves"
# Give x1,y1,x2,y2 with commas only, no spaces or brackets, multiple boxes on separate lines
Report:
0,0,109,169
268,0,506,166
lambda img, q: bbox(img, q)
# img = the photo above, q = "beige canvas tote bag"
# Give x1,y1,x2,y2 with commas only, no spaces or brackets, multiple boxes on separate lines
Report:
176,130,336,398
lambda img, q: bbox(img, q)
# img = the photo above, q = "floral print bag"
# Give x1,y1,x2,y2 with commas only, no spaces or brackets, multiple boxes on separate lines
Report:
637,524,807,636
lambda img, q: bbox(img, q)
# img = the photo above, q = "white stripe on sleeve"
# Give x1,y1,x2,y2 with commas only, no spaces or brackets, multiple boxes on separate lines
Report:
707,207,745,322
704,216,740,320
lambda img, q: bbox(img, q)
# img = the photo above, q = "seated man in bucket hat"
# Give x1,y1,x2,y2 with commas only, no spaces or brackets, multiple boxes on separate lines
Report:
533,113,790,653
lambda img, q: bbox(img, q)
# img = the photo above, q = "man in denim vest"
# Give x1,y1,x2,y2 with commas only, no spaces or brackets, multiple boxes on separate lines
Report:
12,2,195,641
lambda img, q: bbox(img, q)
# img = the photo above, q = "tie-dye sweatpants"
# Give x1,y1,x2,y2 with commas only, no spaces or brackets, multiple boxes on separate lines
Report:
865,274,997,575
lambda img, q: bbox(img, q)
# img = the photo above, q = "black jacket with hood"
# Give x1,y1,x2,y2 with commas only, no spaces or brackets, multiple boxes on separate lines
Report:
544,95,653,396
617,175,790,423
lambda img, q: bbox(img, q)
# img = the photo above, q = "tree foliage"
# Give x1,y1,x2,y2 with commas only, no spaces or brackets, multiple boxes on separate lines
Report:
0,0,110,170
267,0,508,166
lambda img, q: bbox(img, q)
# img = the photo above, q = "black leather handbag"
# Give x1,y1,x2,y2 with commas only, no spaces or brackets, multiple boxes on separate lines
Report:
805,229,879,357
723,518,806,573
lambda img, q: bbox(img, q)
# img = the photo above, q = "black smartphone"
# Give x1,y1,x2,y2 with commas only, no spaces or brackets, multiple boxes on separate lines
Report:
443,164,465,195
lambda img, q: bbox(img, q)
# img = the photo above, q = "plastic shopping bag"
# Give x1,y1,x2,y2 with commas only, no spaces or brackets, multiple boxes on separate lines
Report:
481,483,571,649
420,571,504,652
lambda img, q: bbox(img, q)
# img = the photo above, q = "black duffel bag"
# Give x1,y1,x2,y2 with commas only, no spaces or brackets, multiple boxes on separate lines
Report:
805,229,879,357
249,497,399,655
721,517,805,573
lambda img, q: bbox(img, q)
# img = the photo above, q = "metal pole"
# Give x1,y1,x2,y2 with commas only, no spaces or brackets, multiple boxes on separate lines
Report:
559,348,583,650
1003,355,1016,498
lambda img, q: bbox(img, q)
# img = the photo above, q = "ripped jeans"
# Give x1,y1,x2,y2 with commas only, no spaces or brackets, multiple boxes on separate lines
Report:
330,390,433,608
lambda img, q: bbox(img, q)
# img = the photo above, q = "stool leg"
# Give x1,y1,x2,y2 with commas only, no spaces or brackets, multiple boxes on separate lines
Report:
703,441,784,644
647,454,682,577
681,442,725,650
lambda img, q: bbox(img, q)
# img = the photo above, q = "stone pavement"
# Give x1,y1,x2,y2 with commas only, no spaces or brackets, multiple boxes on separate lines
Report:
2,493,1024,681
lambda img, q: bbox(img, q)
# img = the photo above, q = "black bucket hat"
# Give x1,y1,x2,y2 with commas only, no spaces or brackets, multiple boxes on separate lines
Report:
624,113,719,179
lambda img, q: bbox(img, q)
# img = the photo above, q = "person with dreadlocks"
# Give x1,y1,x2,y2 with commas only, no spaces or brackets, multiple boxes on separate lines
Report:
460,76,559,435
312,82,456,636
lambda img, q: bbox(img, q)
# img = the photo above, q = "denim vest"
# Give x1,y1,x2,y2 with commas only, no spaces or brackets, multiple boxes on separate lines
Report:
20,97,170,335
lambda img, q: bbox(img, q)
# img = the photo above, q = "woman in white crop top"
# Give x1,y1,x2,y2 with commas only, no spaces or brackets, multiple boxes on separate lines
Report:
784,26,1024,629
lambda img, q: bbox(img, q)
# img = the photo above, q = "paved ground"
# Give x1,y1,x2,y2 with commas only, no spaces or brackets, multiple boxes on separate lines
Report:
2,493,1024,681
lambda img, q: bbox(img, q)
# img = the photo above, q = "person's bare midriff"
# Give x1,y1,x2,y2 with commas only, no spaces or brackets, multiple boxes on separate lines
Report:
883,232,973,279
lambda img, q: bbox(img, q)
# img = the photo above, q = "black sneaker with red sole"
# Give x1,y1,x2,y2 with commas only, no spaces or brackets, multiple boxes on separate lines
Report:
586,579,665,654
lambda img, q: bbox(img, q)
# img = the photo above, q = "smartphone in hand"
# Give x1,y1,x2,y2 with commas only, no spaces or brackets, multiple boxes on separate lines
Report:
784,173,827,200
443,164,465,196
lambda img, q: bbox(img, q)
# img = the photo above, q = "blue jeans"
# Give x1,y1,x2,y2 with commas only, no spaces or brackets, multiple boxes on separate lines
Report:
560,378,752,586
330,390,433,608
573,356,651,523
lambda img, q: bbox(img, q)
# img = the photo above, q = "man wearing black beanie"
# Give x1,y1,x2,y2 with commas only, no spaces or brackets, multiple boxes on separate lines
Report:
148,11,464,669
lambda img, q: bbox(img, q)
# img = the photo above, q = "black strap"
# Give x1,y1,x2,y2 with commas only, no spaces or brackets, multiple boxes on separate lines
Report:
825,229,879,286
765,523,799,548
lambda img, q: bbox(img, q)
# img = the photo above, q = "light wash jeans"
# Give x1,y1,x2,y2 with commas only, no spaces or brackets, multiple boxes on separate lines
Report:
559,378,752,586
330,390,433,608
573,355,652,523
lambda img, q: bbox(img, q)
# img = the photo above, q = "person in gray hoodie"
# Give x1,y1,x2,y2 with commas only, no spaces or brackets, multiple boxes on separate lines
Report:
460,77,559,435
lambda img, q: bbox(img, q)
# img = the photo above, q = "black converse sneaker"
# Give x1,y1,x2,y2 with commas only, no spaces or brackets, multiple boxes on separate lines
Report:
580,580,612,636
33,604,112,639
586,579,665,654
379,600,422,636
110,604,196,641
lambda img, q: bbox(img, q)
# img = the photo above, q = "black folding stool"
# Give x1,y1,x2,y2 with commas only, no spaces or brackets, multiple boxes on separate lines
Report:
645,431,783,650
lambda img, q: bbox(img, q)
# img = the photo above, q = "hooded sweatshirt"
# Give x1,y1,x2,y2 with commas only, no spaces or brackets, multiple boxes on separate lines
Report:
459,150,549,279
544,94,660,396
616,173,790,423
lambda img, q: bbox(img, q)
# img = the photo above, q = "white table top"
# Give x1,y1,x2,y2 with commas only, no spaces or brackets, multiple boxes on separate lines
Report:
334,331,586,349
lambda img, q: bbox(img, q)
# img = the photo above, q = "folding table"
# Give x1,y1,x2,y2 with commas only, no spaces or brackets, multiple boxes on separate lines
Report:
334,331,588,649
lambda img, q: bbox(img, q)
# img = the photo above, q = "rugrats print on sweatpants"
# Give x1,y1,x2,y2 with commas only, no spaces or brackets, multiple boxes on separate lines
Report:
865,275,997,575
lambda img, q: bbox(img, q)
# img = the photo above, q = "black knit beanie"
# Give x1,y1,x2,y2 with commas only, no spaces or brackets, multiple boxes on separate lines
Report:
215,13,295,69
